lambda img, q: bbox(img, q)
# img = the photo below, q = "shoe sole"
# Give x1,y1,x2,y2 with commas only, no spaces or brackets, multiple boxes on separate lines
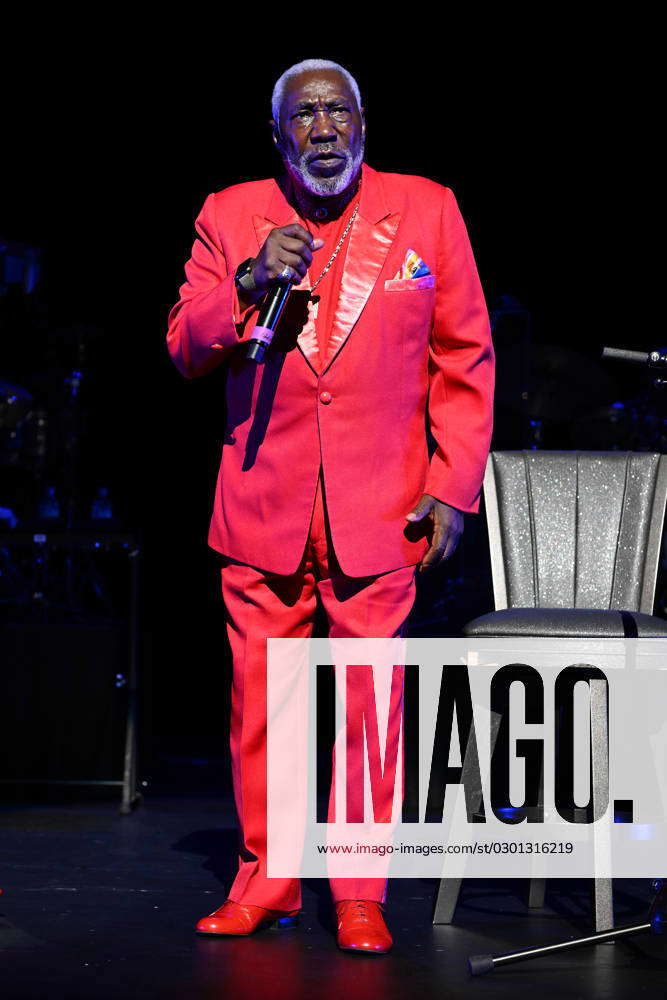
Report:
195,915,300,936
337,943,392,955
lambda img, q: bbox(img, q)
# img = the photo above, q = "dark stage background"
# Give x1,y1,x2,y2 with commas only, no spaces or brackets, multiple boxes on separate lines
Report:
1,37,662,796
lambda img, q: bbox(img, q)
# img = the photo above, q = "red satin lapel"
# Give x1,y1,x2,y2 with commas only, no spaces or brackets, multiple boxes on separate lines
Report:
321,211,401,373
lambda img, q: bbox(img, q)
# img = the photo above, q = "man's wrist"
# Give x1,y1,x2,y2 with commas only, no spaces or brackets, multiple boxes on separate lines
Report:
234,257,257,295
426,494,464,514
234,260,264,315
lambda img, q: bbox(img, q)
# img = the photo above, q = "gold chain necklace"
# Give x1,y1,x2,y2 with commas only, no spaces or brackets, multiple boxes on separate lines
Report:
309,203,359,294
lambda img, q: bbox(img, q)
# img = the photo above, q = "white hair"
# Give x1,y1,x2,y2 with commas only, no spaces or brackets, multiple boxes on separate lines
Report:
271,58,362,125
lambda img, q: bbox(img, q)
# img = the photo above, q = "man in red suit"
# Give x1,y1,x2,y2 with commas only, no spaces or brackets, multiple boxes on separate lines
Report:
166,58,495,954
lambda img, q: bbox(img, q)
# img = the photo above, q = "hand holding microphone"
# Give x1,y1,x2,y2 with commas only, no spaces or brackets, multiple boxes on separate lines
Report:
240,225,324,362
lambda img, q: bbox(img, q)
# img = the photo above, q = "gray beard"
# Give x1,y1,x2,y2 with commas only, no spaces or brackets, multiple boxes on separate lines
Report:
282,136,365,197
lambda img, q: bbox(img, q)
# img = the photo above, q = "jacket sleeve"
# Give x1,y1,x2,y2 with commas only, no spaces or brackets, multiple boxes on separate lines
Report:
166,192,259,378
423,186,495,513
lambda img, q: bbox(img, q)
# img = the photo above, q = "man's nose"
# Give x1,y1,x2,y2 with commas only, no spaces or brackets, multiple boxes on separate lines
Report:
310,110,338,142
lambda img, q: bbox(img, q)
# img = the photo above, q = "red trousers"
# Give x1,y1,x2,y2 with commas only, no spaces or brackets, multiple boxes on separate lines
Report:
221,467,417,910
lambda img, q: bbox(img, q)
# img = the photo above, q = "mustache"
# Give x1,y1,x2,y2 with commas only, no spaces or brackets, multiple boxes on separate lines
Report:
305,148,349,163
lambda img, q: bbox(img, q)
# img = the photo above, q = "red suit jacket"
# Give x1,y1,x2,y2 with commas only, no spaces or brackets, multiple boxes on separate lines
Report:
166,162,495,576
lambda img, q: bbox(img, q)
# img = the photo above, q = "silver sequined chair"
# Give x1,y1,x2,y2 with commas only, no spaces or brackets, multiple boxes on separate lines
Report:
433,450,667,930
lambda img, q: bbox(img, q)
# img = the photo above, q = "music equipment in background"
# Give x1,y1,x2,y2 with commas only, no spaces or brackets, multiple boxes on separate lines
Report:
0,379,47,473
493,328,661,453
489,294,533,449
0,532,142,813
0,319,110,530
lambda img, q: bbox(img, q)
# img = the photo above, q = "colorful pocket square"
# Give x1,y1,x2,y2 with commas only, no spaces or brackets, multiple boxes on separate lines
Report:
393,248,431,280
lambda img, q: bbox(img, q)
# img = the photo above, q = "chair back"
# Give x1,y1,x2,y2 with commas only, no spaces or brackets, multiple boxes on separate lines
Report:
484,451,667,613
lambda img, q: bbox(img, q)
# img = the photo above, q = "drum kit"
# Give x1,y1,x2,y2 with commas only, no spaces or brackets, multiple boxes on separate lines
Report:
0,378,49,532
0,318,106,531
0,378,46,468
0,322,123,620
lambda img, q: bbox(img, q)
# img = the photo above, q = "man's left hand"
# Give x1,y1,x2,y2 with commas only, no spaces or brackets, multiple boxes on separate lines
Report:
405,494,464,572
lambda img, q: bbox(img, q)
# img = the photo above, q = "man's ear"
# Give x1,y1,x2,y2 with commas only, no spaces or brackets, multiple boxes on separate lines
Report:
360,105,366,136
270,118,282,149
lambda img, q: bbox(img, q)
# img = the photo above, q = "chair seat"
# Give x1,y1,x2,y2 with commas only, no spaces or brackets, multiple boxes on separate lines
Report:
463,607,667,638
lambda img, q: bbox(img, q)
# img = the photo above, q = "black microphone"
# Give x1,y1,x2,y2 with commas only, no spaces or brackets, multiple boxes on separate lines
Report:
602,346,651,365
246,278,294,362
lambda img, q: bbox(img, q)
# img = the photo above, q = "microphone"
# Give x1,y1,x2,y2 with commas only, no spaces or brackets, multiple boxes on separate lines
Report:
602,347,651,365
602,346,667,368
246,277,294,362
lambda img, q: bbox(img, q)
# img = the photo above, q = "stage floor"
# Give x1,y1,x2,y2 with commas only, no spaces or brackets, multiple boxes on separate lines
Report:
0,795,664,999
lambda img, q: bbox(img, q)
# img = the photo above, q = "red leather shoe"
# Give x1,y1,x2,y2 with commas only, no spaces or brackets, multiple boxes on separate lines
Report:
334,900,393,954
195,899,300,936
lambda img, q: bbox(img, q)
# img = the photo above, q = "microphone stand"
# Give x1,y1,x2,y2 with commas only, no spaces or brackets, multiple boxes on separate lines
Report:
602,345,667,387
469,878,667,975
468,344,667,976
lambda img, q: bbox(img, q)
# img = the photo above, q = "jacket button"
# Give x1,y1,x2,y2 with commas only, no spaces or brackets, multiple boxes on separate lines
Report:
319,391,332,405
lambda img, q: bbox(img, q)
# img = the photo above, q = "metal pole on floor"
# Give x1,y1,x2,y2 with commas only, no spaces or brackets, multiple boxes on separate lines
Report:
468,878,666,976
